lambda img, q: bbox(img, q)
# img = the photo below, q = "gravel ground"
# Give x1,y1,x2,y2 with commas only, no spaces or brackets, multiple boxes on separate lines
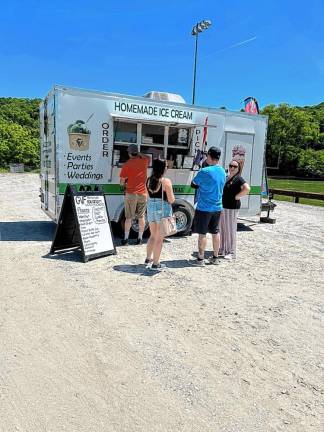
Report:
0,173,323,432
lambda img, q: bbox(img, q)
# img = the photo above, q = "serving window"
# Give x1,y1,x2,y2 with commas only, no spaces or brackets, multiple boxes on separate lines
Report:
113,119,193,169
166,126,192,168
142,124,164,145
114,121,137,144
168,127,190,147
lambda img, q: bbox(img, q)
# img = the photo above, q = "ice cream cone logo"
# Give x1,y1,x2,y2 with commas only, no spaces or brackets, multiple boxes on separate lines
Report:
232,145,246,170
67,120,91,151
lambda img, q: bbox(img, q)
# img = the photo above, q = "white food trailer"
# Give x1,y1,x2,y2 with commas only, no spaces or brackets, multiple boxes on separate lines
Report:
40,85,268,235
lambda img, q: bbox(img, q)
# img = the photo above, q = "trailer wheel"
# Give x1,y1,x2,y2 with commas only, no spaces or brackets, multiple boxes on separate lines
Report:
118,210,150,238
172,203,193,237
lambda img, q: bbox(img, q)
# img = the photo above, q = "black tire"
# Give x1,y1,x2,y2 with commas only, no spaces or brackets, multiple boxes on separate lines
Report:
172,203,193,236
118,209,150,239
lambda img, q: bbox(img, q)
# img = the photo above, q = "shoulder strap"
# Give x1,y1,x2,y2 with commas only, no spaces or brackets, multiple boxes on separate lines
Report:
161,178,164,212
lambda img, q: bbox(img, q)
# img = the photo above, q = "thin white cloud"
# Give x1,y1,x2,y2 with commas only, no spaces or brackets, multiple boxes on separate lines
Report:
204,36,258,58
225,36,257,50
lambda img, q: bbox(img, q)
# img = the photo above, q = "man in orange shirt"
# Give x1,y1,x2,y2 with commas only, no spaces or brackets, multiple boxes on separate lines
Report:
120,144,150,245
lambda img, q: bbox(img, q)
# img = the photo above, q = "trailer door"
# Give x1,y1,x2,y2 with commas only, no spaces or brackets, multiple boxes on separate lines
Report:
40,95,56,218
224,132,254,209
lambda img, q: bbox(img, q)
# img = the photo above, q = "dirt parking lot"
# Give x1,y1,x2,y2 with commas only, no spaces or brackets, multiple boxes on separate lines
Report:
0,173,323,432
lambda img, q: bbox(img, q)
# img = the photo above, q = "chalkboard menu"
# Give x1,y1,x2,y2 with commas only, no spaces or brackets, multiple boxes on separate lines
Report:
50,185,116,262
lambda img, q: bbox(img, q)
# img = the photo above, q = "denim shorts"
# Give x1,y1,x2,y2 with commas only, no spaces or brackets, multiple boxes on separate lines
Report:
147,198,172,223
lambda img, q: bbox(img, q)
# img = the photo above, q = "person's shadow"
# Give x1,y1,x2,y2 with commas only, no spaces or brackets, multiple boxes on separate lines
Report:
113,259,194,277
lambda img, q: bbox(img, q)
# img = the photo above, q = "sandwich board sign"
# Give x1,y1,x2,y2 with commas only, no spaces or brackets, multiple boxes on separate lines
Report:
50,184,116,262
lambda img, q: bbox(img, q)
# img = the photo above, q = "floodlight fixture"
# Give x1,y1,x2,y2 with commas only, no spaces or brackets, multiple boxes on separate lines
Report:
191,20,212,104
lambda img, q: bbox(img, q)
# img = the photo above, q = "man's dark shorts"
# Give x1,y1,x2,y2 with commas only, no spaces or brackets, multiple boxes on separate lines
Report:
192,209,222,235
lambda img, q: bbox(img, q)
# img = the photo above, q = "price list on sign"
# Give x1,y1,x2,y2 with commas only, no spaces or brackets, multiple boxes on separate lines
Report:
74,195,114,257
50,185,116,262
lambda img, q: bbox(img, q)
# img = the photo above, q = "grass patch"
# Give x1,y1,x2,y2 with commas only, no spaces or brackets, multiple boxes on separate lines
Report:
268,178,324,207
268,179,324,193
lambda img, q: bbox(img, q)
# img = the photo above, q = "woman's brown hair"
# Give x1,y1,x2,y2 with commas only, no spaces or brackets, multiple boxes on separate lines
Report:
147,159,167,193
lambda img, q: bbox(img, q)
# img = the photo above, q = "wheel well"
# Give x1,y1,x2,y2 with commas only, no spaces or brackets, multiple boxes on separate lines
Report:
173,199,194,216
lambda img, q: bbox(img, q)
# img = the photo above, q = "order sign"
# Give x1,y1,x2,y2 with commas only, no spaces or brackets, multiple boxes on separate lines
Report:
74,195,114,258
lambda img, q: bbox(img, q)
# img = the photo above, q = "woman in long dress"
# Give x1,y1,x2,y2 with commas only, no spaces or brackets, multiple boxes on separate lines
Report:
219,159,250,259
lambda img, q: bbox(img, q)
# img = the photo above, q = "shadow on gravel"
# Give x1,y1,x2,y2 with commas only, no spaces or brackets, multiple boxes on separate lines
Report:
42,250,82,262
237,223,254,231
0,221,55,241
113,259,196,276
162,259,201,268
113,264,156,277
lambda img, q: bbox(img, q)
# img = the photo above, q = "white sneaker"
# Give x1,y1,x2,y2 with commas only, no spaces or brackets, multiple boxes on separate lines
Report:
224,254,233,260
144,258,153,268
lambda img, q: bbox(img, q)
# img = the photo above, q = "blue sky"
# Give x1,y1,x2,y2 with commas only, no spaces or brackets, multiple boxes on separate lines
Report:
0,0,323,110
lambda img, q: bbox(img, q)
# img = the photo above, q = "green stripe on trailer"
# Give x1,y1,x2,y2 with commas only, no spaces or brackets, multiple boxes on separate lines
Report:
249,186,261,195
58,183,196,195
59,183,122,194
172,185,195,194
58,183,262,195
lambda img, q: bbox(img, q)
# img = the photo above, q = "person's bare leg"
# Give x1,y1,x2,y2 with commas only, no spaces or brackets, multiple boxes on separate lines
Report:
198,234,207,259
153,235,164,265
212,233,220,257
146,223,157,260
138,216,145,239
124,218,132,240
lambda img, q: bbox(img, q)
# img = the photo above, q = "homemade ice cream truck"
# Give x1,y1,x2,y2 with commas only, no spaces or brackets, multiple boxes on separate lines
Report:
40,85,268,235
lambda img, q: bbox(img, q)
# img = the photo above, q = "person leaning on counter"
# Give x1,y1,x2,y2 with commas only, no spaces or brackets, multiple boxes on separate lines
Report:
119,144,150,246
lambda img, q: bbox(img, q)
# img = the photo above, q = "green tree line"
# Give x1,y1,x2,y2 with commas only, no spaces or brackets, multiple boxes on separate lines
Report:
0,98,41,167
0,97,323,177
261,103,324,177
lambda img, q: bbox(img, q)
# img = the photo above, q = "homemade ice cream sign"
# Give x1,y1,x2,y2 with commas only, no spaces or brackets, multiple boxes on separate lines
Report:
114,102,194,122
50,185,116,262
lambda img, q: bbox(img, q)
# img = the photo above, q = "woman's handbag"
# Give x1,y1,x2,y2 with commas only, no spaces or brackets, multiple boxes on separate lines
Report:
160,214,177,237
159,182,177,237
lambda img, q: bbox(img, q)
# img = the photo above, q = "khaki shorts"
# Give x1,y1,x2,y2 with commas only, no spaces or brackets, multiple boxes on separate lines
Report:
124,194,147,219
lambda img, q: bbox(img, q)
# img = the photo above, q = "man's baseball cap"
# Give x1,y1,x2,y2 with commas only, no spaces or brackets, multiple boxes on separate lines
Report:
207,146,221,160
127,144,138,155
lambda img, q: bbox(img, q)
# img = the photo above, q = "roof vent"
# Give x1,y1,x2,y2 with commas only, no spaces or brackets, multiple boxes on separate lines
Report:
143,91,186,104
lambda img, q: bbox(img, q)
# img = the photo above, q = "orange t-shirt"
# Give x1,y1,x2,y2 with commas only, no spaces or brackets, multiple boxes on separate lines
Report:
120,157,149,195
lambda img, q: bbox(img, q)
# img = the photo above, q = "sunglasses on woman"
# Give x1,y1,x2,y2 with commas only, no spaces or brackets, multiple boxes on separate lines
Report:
229,164,239,168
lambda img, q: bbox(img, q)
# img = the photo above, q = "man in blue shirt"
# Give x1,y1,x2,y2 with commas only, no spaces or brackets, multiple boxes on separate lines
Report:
190,146,226,266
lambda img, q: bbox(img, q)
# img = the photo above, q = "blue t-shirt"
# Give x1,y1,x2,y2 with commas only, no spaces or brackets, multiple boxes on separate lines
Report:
193,165,226,212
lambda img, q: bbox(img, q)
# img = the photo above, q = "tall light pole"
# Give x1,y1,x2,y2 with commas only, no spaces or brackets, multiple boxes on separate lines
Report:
191,20,212,105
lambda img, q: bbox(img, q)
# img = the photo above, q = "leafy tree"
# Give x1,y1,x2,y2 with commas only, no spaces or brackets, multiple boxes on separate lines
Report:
0,120,39,166
261,102,324,176
297,149,324,177
0,96,323,177
0,98,40,168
